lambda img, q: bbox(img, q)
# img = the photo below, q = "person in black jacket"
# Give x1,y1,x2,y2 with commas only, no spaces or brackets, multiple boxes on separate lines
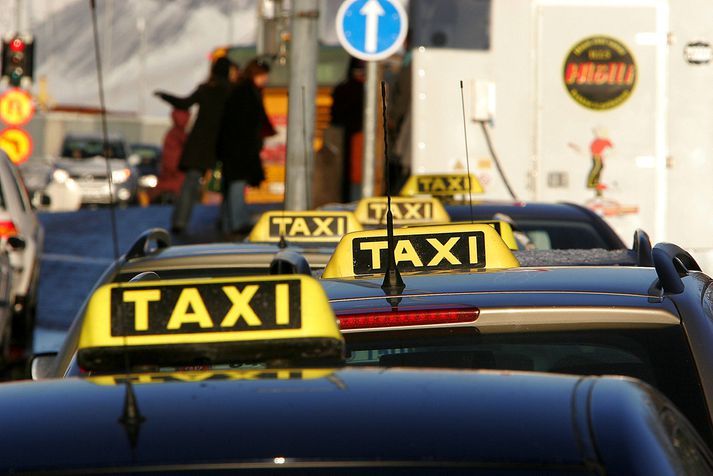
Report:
216,59,272,235
330,58,365,202
155,57,233,234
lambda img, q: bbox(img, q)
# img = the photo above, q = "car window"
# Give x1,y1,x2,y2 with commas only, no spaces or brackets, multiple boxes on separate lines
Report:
517,220,609,249
8,164,31,212
61,138,127,159
346,326,713,446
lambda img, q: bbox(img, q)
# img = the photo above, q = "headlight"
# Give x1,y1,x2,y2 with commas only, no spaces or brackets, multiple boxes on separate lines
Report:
52,169,70,184
111,168,131,184
139,174,158,188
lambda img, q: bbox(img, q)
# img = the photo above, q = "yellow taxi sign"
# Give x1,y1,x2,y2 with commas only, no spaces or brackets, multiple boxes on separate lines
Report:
77,275,343,371
354,196,450,225
247,211,363,243
400,174,484,197
321,224,519,279
469,220,518,250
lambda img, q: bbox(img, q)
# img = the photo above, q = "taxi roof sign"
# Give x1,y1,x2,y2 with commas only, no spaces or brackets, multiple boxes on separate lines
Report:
247,211,363,243
77,275,343,371
354,196,450,226
468,220,518,250
400,174,484,197
322,223,520,279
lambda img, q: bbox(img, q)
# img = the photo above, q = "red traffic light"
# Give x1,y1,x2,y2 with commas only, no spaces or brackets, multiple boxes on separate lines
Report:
9,38,25,53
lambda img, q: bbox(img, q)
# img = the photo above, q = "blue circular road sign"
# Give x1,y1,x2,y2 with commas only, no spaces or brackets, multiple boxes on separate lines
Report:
336,0,408,61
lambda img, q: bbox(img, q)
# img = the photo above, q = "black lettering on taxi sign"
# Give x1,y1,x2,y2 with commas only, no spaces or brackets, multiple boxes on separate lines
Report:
111,280,301,336
352,231,486,275
268,215,346,238
366,201,433,222
417,176,472,194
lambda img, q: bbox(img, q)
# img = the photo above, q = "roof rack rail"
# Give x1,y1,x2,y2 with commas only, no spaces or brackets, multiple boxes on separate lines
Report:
270,250,312,276
128,272,161,283
652,243,702,294
632,229,653,267
124,228,171,262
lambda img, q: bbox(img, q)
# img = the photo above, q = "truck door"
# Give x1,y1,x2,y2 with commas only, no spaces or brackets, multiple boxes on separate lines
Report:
534,0,667,243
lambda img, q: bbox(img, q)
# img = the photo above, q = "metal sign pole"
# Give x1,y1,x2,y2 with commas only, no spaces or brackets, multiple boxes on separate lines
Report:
361,60,378,198
285,0,319,210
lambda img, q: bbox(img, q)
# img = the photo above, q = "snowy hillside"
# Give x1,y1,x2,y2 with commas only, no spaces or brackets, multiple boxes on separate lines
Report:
1,0,259,116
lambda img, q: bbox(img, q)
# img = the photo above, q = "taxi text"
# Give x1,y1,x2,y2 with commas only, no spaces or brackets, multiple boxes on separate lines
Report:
111,280,300,336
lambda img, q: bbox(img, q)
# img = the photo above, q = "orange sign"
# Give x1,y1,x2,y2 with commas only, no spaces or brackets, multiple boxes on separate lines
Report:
0,128,33,164
0,88,35,126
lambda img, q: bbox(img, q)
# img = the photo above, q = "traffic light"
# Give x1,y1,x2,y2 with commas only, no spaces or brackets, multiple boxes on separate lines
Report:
2,36,34,87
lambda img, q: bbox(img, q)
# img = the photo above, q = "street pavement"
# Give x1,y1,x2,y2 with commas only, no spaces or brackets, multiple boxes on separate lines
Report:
32,204,273,354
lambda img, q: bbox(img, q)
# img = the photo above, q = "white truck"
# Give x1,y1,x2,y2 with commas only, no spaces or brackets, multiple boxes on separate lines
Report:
408,0,713,269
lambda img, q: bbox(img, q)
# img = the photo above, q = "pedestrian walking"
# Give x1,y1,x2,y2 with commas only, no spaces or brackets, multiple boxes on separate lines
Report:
154,56,233,234
217,59,273,236
146,108,190,204
330,58,365,202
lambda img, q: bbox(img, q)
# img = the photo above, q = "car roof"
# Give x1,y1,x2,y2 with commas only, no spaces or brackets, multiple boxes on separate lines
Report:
0,368,659,472
118,242,336,274
447,200,597,221
63,132,125,141
322,266,662,301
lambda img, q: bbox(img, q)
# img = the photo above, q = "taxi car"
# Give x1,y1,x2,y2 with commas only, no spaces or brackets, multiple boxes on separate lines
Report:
323,174,626,250
9,273,713,474
31,214,357,377
319,223,713,446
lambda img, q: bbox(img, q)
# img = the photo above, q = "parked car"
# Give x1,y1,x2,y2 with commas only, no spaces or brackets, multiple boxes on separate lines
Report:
0,150,44,347
52,133,139,205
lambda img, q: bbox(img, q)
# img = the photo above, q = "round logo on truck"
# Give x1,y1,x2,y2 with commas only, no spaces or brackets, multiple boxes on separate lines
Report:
563,36,636,110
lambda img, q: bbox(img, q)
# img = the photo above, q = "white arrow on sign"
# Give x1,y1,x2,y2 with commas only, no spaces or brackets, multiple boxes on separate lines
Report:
360,0,385,53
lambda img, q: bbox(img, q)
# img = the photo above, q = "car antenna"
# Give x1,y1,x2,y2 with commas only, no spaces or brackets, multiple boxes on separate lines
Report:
379,80,405,300
459,81,474,223
89,0,145,448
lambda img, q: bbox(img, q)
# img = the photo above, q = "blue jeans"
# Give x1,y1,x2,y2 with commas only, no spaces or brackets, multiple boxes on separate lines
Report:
171,169,202,231
221,180,249,234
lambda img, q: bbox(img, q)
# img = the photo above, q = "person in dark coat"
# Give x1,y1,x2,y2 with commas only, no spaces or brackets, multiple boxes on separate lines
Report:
216,59,272,235
147,108,189,203
154,56,233,234
330,58,365,202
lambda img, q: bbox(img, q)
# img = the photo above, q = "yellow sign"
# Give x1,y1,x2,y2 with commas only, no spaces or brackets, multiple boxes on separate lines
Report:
247,211,363,243
354,197,450,226
322,223,519,279
77,275,343,371
400,174,484,197
0,127,32,164
0,88,34,126
452,220,518,250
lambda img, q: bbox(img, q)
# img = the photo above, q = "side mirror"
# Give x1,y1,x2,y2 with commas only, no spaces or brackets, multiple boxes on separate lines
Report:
29,352,58,380
31,191,51,209
7,236,25,250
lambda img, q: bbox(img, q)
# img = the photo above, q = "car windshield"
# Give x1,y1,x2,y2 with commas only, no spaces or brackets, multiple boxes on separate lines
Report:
345,325,713,445
61,138,127,159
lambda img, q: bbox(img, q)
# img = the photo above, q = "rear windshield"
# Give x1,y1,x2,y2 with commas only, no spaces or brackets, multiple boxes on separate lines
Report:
346,326,712,445
61,138,127,159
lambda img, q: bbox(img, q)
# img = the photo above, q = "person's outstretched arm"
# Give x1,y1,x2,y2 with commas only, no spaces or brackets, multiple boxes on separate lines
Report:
154,86,201,110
